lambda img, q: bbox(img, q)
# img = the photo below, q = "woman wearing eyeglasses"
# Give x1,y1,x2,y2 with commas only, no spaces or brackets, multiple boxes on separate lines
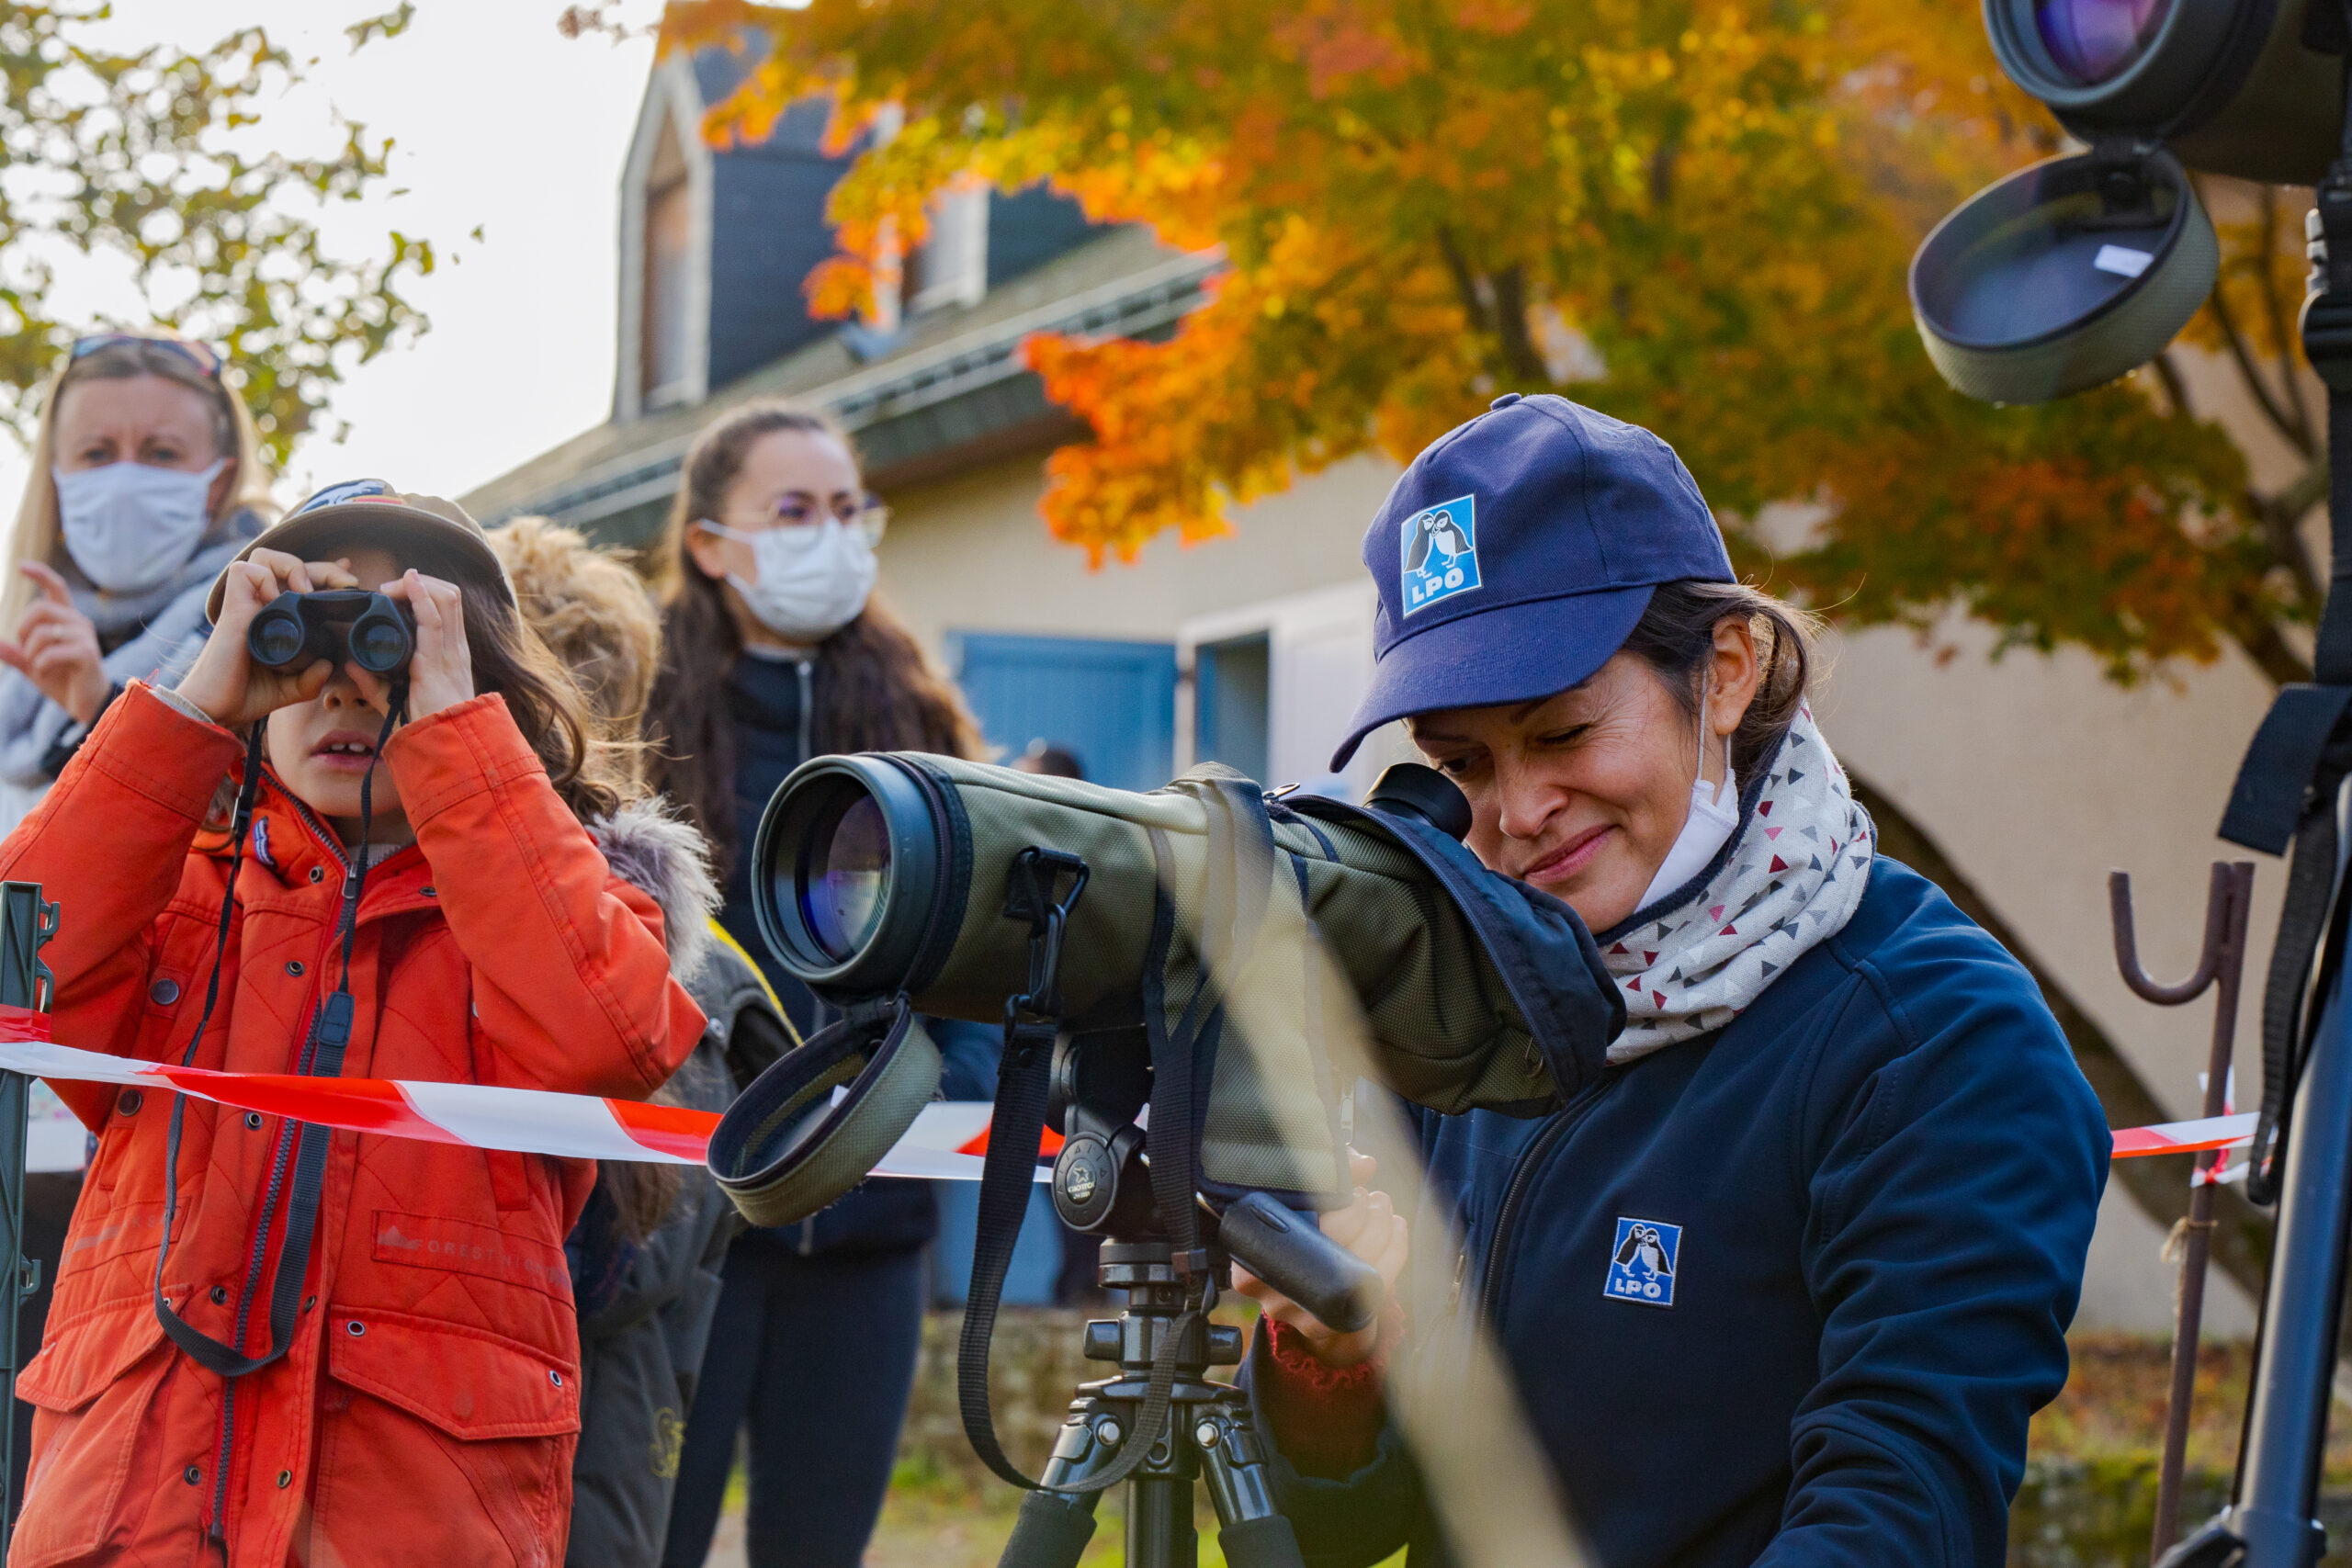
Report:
0,333,272,827
644,400,1001,1568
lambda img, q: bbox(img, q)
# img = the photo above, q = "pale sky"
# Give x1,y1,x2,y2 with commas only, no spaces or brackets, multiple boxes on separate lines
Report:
0,0,669,513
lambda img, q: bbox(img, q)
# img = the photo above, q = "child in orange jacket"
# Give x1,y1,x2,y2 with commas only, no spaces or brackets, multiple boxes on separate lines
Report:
0,482,705,1568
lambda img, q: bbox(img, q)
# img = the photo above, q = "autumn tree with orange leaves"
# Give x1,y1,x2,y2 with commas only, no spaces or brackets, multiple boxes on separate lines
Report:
658,0,2322,695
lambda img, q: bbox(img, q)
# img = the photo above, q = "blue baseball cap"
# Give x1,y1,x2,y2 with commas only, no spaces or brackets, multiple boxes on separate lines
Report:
1331,394,1734,771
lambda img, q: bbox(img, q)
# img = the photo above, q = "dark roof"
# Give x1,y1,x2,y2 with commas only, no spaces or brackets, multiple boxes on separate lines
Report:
690,39,839,159
460,226,1221,547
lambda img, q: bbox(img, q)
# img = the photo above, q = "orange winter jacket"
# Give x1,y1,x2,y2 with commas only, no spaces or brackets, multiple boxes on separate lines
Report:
0,682,704,1568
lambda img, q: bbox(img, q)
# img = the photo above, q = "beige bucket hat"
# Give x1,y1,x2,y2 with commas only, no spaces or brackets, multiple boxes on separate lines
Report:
206,479,515,623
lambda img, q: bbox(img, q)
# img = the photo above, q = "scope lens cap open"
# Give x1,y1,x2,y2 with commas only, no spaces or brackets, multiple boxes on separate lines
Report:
1910,146,2214,406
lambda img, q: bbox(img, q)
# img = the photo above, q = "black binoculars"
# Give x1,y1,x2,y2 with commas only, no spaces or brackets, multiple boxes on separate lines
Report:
246,590,414,676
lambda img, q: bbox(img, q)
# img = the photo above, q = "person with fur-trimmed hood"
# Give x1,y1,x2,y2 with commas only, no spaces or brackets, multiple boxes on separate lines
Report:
491,515,797,1568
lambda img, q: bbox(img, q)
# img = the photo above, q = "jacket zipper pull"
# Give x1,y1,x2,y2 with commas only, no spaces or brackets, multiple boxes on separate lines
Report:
795,660,815,765
1447,1248,1470,1317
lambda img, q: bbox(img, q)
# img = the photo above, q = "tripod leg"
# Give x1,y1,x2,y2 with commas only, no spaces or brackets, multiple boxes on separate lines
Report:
1128,1473,1196,1568
997,1403,1114,1568
1197,1403,1307,1568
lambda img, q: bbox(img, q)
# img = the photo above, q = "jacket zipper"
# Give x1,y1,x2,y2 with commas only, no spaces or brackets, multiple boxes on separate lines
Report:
794,660,815,765
796,657,816,1258
1475,1074,1623,1326
209,801,352,1540
211,997,321,1535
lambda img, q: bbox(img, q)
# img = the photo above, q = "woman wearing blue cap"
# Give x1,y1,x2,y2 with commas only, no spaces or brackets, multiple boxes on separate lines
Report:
1234,394,2107,1568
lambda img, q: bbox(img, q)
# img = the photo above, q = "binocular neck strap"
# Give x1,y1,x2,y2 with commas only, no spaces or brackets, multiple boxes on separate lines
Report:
153,688,403,1382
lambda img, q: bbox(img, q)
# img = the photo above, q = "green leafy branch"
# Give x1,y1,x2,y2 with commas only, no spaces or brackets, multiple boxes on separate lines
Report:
0,3,433,466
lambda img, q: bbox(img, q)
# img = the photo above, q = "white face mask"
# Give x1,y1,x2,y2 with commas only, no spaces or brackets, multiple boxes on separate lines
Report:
53,459,226,593
701,517,878,643
1634,674,1741,916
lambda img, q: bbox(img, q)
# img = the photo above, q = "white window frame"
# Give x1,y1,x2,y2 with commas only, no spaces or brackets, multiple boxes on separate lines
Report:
615,57,714,420
1177,582,1417,802
908,178,990,316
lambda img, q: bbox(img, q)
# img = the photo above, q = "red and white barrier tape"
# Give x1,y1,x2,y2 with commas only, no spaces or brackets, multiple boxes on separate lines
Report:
0,1006,1053,1180
2107,1111,2256,1160
0,1006,2256,1174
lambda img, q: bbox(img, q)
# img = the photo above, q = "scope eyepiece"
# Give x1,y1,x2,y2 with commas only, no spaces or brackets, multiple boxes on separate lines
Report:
246,590,414,677
751,754,952,996
1366,762,1473,842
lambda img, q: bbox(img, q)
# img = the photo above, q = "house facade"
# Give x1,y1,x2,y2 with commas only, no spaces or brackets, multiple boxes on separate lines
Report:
464,48,2304,1335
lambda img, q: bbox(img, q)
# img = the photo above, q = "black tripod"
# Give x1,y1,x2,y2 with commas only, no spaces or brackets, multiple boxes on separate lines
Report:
2159,75,2352,1568
999,1240,1300,1568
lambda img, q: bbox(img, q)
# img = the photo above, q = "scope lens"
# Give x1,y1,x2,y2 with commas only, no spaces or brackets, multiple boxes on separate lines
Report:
250,614,306,669
799,793,890,962
349,616,409,672
2035,0,2167,84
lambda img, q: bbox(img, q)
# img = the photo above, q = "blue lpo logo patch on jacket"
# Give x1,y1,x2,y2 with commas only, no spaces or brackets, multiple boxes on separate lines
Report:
1400,494,1480,615
1605,1216,1680,1307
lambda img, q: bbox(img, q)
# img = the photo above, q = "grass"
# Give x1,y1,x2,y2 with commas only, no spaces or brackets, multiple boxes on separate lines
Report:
2031,1334,2352,1486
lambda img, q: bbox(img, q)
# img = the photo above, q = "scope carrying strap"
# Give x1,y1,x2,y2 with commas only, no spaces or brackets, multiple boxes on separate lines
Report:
2225,155,2352,1202
153,684,404,1380
957,782,1278,1495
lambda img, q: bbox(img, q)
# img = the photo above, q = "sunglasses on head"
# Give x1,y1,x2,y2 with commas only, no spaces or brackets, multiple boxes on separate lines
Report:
69,333,224,380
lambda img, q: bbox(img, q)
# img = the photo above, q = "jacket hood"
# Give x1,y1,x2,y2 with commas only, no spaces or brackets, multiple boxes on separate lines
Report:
588,798,720,981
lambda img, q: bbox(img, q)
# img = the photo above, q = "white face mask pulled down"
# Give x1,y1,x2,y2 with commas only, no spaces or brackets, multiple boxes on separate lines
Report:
52,459,226,594
702,518,878,644
1634,677,1741,916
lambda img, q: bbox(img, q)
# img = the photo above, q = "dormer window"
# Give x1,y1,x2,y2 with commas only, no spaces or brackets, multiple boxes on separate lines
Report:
906,181,989,315
642,116,695,409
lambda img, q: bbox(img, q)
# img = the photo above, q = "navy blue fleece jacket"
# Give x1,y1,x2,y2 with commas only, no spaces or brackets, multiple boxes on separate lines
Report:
1250,856,2109,1568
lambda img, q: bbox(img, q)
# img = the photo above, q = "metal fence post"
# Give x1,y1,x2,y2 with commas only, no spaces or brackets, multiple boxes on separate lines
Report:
0,883,59,1565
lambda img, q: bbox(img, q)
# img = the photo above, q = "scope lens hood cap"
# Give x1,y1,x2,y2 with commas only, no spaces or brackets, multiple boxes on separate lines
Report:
707,996,944,1228
1911,146,2215,406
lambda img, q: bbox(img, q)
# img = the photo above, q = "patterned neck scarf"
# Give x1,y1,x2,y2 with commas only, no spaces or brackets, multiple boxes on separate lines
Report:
1596,705,1875,1064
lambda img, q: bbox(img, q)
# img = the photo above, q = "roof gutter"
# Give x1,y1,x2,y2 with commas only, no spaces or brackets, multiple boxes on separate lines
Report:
495,246,1224,528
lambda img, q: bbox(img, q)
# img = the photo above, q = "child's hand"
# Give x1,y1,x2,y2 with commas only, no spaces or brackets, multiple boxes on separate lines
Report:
176,549,360,728
0,564,109,723
379,570,474,720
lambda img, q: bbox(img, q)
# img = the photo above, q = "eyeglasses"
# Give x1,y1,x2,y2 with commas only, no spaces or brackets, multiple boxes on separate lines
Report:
710,494,891,547
69,333,224,380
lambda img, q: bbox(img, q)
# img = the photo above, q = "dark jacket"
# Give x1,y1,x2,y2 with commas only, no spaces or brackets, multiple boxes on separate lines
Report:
566,803,797,1568
715,649,1000,1257
1251,857,2109,1568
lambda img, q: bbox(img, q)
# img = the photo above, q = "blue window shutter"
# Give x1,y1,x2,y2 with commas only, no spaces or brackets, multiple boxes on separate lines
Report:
944,633,1178,792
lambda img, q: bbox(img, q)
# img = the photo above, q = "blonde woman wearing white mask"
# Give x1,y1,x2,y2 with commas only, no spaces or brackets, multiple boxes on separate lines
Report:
0,333,271,826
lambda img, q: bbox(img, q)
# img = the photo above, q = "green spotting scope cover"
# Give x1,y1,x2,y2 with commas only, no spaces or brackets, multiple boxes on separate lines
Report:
709,756,1623,1226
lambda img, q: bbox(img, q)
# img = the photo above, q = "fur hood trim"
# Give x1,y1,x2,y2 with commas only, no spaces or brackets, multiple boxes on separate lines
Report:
588,797,721,983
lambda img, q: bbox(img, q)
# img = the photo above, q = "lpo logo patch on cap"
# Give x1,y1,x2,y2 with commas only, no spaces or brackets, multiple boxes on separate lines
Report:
1400,494,1480,615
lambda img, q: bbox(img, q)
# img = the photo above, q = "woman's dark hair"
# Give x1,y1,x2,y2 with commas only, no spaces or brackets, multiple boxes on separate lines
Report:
292,528,637,825
643,400,982,872
1618,580,1822,779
